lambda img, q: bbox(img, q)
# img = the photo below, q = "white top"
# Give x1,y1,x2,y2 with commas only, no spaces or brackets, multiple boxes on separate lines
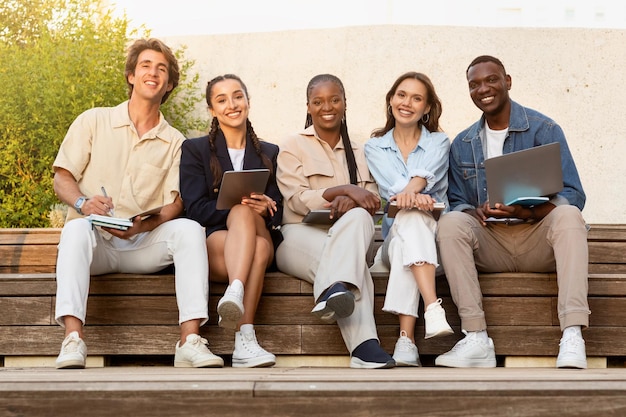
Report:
228,148,245,171
485,124,508,159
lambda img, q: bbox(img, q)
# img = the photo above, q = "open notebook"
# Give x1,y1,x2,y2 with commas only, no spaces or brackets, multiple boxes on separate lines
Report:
485,142,563,207
86,206,164,231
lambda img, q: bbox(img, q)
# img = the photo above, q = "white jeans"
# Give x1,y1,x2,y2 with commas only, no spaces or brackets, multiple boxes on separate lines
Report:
382,209,438,317
55,218,209,326
276,208,378,352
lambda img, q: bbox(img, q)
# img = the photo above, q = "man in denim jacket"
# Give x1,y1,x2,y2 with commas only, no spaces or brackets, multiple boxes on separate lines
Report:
435,55,590,369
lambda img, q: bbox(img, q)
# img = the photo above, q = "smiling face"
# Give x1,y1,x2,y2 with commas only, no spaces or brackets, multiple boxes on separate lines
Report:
208,78,250,131
467,60,512,118
389,78,431,128
126,49,173,104
306,80,345,135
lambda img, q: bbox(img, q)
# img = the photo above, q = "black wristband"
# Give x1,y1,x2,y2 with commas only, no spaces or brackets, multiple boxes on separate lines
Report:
529,206,537,220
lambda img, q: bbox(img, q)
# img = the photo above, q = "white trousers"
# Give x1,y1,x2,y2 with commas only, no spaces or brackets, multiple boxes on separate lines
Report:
276,208,378,352
55,218,209,326
382,209,438,317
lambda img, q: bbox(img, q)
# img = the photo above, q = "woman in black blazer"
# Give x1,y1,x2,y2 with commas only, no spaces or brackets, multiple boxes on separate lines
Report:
180,74,282,368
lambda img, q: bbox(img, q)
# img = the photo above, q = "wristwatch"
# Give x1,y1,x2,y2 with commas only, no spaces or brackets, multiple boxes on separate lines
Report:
74,196,88,215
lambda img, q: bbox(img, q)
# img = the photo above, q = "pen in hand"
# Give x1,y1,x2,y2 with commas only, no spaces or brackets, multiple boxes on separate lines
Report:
101,186,115,216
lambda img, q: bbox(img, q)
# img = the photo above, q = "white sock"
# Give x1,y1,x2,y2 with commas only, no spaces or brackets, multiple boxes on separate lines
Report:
231,279,244,291
563,325,582,339
239,324,254,334
425,299,441,311
465,330,489,343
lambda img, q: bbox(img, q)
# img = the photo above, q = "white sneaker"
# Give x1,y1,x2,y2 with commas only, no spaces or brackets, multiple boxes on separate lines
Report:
556,333,587,369
424,298,454,339
435,330,496,368
174,334,224,368
217,280,245,330
232,329,276,368
392,331,420,367
55,331,87,369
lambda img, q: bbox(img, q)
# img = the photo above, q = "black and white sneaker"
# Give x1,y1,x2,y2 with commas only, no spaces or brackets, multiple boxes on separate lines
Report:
311,282,355,323
350,339,396,369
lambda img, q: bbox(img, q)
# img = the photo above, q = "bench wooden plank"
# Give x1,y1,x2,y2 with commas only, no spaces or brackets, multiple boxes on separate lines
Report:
0,246,58,267
588,224,626,241
0,228,61,244
0,274,57,295
0,325,301,356
0,223,620,242
15,294,626,329
2,224,624,270
1,367,625,417
0,297,52,325
0,273,305,296
2,272,624,297
587,273,626,295
588,297,626,326
0,322,624,357
589,242,626,264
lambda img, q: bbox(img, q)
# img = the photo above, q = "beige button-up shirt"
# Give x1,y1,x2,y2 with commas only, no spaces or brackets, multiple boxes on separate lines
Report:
53,101,185,223
277,125,379,224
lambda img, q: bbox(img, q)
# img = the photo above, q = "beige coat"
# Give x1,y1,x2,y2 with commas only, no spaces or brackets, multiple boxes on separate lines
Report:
277,125,379,224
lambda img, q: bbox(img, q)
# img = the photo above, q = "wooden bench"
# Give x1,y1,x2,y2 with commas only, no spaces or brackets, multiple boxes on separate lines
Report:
0,225,625,367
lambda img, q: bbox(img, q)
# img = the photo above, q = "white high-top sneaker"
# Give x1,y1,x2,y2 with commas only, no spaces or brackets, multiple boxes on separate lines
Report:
217,279,245,330
232,328,276,368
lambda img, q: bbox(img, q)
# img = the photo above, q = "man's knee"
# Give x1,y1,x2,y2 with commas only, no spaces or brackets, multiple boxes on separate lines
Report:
59,218,93,248
437,211,470,241
546,205,586,230
168,218,205,239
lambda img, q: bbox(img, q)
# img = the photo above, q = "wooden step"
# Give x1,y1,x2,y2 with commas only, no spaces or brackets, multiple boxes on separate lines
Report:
0,367,625,417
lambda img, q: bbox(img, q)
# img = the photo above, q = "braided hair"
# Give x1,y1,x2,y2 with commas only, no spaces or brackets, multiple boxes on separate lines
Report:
205,74,273,188
305,74,358,185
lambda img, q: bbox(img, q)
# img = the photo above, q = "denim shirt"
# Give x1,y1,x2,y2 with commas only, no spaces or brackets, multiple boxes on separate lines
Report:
448,100,585,212
365,126,450,237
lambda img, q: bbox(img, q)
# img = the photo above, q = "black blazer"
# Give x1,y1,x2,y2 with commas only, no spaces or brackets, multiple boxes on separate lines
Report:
180,131,283,242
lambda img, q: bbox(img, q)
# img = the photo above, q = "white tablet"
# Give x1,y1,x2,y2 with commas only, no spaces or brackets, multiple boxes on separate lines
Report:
216,169,270,210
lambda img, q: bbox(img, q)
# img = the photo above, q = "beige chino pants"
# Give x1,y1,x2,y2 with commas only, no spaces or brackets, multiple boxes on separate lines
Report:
436,205,590,332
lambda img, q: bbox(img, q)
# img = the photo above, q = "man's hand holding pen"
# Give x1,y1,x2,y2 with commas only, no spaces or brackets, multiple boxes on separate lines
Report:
100,186,115,216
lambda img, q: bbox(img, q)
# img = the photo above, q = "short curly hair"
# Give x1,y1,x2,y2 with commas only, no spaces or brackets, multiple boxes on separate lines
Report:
124,38,180,104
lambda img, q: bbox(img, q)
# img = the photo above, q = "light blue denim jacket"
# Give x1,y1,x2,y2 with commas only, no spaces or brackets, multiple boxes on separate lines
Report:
448,100,585,212
365,126,450,237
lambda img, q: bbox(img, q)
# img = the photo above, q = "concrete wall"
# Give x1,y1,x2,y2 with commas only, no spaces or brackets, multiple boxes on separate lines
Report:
164,25,626,224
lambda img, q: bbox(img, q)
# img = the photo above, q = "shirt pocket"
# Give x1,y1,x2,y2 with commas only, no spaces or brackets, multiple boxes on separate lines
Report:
301,154,334,178
462,167,477,181
131,163,168,207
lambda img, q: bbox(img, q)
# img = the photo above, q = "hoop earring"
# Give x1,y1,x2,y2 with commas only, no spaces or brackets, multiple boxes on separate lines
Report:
421,113,430,124
387,105,392,115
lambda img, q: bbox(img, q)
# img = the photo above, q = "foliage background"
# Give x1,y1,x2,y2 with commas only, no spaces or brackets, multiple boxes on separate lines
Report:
0,0,207,227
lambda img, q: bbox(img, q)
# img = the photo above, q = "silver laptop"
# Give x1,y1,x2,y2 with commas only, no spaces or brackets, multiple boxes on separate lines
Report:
485,142,563,207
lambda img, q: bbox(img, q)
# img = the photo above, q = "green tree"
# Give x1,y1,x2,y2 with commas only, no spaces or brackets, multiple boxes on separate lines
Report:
0,0,206,227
